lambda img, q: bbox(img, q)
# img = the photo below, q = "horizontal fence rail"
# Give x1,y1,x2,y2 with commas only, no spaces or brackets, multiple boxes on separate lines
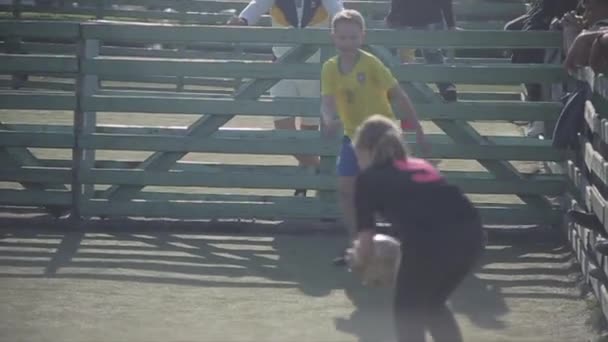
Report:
0,20,568,226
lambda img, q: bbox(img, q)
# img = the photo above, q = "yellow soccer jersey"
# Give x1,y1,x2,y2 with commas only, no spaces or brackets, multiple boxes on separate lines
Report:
321,50,398,138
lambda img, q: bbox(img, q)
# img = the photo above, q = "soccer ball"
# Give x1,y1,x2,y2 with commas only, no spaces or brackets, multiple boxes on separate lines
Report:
347,234,401,288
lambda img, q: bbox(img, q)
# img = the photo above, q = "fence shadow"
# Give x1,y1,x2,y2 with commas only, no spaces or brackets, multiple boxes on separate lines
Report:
0,224,580,342
0,224,351,292
332,242,580,342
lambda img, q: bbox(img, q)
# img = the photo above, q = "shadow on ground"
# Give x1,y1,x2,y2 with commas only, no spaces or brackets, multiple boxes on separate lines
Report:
0,226,580,342
330,243,579,342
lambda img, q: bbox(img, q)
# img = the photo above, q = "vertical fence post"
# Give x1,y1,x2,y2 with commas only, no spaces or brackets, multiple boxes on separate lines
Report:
73,29,99,219
95,0,104,19
318,45,337,218
10,0,24,90
12,0,21,19
543,46,563,140
174,0,189,92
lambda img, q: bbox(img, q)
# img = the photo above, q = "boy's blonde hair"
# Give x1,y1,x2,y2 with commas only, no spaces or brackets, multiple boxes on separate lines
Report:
331,9,366,31
354,115,409,165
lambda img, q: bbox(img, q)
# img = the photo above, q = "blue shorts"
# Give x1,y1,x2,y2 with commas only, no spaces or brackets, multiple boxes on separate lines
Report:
337,136,360,177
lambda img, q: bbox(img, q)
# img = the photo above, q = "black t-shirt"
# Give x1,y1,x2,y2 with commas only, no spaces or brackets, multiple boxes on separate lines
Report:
355,158,479,241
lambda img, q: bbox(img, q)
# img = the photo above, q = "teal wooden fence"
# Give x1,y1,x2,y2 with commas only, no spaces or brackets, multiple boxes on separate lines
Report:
1,0,525,27
0,20,568,224
1,0,525,94
565,68,608,323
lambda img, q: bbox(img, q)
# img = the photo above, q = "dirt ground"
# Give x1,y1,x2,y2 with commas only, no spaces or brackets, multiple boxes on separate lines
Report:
0,223,594,342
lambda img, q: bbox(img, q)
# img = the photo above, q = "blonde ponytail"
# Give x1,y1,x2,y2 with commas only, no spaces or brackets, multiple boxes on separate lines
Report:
354,115,409,167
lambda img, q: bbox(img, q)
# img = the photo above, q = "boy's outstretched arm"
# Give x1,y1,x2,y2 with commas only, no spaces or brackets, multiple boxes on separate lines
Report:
389,85,430,153
321,95,340,137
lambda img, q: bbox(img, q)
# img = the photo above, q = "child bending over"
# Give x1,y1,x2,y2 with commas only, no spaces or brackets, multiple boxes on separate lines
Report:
351,115,484,342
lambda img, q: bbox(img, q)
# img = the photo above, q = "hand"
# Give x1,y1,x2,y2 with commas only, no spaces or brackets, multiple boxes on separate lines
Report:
226,16,247,25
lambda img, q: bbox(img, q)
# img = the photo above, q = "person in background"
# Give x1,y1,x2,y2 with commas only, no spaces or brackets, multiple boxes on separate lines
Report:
385,0,458,102
350,115,484,342
227,0,344,197
504,0,580,138
564,0,608,72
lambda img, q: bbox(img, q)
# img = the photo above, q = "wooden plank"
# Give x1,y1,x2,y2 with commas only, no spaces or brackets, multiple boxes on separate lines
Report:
584,142,608,188
0,20,80,39
78,133,566,161
0,189,71,206
82,95,562,121
0,54,78,73
92,190,317,204
574,67,608,100
73,38,101,217
79,168,564,195
38,158,564,182
2,125,562,148
15,42,77,55
0,92,77,110
588,185,606,229
0,167,72,183
585,100,602,135
99,44,321,201
83,58,566,84
81,23,559,48
12,42,264,61
0,79,75,92
568,161,591,203
80,199,561,224
0,131,74,148
603,119,608,145
0,121,70,215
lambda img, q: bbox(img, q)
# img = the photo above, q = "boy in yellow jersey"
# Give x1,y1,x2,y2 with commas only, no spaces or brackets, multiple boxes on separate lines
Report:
321,9,428,264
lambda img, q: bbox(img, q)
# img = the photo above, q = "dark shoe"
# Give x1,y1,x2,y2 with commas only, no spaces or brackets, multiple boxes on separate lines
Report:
294,189,307,197
595,240,608,255
440,87,457,102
